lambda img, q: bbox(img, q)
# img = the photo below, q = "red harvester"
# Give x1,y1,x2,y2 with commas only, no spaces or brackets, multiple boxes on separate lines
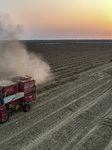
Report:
0,76,36,123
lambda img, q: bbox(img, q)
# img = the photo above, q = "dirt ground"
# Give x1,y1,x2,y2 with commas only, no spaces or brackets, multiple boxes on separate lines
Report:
1,41,112,150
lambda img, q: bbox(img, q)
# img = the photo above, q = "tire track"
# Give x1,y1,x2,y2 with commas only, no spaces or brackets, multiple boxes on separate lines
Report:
0,80,111,149
0,63,111,128
20,86,112,150
1,63,106,127
0,60,112,150
0,75,92,128
31,86,112,150
0,74,110,129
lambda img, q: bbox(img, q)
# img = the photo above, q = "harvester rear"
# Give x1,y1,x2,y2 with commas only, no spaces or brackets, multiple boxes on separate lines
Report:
0,76,36,123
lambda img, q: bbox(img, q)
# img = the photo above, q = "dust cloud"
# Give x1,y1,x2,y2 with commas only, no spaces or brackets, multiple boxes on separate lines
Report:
0,12,52,84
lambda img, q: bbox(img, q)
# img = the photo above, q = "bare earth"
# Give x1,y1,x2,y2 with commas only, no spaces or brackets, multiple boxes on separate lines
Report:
1,41,112,150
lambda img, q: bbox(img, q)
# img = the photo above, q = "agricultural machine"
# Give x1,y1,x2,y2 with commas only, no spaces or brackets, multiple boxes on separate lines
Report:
0,76,36,123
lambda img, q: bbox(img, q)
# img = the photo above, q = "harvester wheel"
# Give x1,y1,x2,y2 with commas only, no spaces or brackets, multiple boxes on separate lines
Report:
23,104,30,112
0,110,9,124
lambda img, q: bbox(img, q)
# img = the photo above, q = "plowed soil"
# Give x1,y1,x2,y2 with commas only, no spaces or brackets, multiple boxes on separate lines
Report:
1,41,112,150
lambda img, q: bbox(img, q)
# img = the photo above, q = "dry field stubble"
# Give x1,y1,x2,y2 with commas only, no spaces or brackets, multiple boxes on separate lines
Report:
1,41,112,150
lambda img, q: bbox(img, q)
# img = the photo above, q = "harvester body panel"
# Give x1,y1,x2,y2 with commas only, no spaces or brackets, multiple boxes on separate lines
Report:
4,92,24,104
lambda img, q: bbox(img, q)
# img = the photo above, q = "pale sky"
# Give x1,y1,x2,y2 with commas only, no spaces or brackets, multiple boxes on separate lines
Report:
0,0,112,39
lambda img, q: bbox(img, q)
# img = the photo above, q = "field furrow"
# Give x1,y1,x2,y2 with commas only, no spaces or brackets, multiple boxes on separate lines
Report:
1,42,112,150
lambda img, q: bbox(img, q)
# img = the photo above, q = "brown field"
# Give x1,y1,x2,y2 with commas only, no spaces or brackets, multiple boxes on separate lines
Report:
1,41,112,150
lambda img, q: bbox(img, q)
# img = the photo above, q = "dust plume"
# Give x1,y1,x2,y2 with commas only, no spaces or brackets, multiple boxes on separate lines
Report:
0,12,52,84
